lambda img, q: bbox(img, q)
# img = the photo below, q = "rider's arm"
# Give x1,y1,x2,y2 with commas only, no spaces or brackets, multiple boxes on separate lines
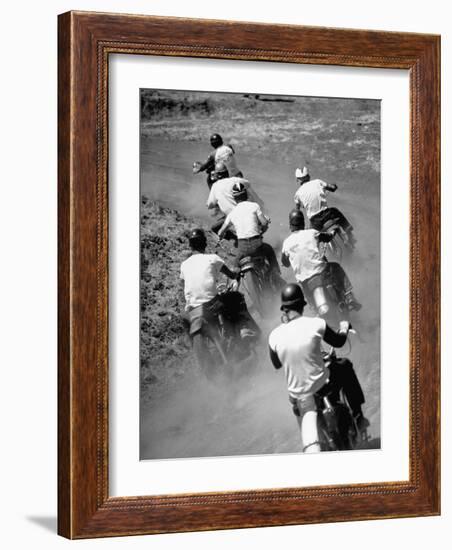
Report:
281,251,291,268
206,186,217,209
256,206,270,229
323,321,351,348
196,153,215,173
268,346,283,369
324,183,338,192
217,214,232,238
220,264,239,280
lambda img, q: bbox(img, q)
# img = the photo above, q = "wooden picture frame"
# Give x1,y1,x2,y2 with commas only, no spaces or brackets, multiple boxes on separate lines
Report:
58,11,440,539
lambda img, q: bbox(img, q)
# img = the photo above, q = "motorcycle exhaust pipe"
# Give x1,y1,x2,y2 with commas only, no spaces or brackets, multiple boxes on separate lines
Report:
313,286,329,316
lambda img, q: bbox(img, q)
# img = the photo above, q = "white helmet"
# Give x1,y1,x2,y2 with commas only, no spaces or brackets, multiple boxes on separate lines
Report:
295,166,309,179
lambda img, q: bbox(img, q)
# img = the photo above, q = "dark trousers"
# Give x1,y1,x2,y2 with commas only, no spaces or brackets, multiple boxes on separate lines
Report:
234,236,280,274
310,207,352,232
325,262,353,295
303,262,353,297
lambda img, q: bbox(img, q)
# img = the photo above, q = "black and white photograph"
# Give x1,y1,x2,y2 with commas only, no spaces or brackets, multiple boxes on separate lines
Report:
139,88,381,460
1,0,445,545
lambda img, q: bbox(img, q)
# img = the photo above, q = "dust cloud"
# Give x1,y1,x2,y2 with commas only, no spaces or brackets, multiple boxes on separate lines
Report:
139,92,380,459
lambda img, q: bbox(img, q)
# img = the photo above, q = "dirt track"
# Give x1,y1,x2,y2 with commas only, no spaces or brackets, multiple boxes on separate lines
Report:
139,92,380,459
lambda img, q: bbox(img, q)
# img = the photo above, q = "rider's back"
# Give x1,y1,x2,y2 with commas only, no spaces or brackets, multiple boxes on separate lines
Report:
294,179,328,218
268,316,328,399
180,253,224,310
214,144,240,176
282,229,326,283
226,201,265,239
208,177,245,215
208,177,267,216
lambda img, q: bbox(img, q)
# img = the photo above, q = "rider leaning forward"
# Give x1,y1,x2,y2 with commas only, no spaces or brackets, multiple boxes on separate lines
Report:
268,283,369,453
180,229,258,374
180,229,237,370
294,166,355,244
193,133,243,188
281,209,361,313
180,229,239,311
206,167,267,237
217,183,283,283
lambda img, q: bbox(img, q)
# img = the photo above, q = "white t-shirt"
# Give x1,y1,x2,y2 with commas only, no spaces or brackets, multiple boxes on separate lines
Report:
268,316,328,399
224,201,269,239
207,177,244,215
180,253,224,310
282,229,326,283
214,144,240,176
294,179,328,219
207,177,267,216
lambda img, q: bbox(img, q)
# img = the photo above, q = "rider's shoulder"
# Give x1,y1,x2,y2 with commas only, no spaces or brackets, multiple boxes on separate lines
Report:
268,323,286,344
226,176,248,187
313,178,328,187
216,143,234,155
234,199,257,211
311,315,327,332
205,252,223,263
295,314,325,327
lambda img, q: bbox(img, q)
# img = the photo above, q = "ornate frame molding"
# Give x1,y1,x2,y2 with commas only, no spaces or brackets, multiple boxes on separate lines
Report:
58,11,440,538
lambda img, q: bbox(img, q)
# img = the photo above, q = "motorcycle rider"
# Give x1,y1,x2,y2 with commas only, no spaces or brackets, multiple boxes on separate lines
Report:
268,283,369,453
206,167,267,236
193,133,243,188
217,183,282,282
294,166,355,244
180,229,256,373
281,209,361,313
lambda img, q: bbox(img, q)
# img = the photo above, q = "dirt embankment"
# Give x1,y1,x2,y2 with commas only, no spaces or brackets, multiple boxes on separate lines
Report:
140,197,233,403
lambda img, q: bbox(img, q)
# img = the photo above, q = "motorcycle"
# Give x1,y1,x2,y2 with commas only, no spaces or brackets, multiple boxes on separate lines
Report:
186,289,260,378
319,217,355,263
238,254,283,319
301,263,350,327
315,349,368,451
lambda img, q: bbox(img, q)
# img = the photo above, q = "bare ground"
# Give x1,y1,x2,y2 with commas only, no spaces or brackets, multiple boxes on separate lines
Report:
139,90,380,459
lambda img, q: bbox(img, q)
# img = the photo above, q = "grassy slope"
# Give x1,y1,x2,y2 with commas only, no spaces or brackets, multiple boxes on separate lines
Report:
140,197,233,404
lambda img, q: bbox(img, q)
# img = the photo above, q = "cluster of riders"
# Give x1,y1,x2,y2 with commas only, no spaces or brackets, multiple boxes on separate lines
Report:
180,133,369,453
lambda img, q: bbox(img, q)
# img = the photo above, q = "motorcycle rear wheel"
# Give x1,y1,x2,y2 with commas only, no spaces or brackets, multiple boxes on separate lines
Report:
317,404,356,452
192,329,227,379
242,270,265,318
323,229,355,263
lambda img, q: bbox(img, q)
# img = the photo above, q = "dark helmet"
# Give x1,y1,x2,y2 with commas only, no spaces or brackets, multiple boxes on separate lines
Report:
280,283,307,311
188,228,207,251
210,133,223,148
232,182,248,201
289,208,305,230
